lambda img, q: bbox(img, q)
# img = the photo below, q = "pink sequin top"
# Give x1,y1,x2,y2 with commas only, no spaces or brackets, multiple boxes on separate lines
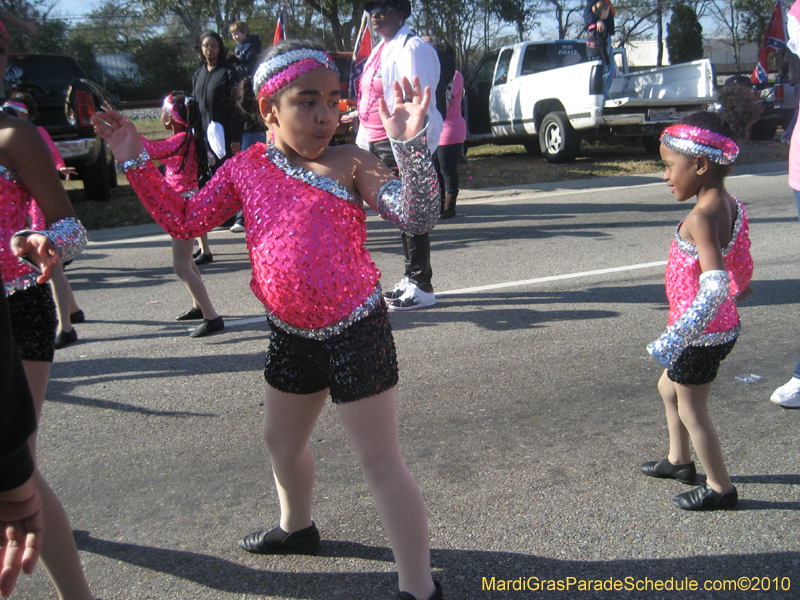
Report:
665,198,753,344
125,144,382,331
38,127,66,171
142,133,199,195
1,165,37,289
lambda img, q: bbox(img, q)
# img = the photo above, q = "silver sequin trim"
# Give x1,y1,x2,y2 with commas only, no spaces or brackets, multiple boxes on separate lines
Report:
265,144,356,203
674,197,744,258
44,217,88,263
0,163,21,183
376,125,440,235
4,271,39,296
119,150,151,172
267,285,383,340
181,189,198,199
647,270,730,368
660,133,738,165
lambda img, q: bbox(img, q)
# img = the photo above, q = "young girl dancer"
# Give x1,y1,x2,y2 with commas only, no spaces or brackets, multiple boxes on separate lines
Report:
0,21,95,600
4,92,85,349
144,91,224,337
641,85,758,511
94,40,442,600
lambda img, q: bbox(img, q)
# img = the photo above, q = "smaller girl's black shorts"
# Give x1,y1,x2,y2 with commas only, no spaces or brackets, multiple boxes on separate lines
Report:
264,303,399,404
668,339,736,386
7,284,57,362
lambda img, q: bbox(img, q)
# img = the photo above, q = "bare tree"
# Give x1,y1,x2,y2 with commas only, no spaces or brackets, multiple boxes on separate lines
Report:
708,0,744,70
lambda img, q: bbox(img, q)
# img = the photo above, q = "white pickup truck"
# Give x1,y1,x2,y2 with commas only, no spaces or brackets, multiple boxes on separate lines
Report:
464,40,716,162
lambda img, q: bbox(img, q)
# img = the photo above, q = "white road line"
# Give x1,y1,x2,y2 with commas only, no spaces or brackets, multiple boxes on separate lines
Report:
436,261,667,296
462,170,788,205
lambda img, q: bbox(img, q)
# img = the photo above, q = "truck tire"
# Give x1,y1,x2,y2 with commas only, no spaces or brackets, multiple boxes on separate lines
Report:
108,155,118,189
641,135,661,155
80,142,111,201
523,139,541,155
749,119,778,141
539,111,580,163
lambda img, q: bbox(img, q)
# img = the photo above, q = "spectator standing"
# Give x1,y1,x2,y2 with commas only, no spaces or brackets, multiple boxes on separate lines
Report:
356,0,443,311
229,21,265,233
584,0,615,98
433,43,464,219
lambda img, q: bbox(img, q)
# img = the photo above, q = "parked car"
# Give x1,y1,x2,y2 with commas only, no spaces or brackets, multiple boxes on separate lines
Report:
723,75,795,141
464,40,716,162
5,53,117,201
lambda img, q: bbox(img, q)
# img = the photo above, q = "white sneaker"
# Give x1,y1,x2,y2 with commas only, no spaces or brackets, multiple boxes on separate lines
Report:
229,222,245,233
770,377,800,408
383,277,410,300
387,283,436,311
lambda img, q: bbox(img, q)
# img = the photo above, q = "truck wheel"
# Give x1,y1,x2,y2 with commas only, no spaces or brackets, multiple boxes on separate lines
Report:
641,135,661,155
108,155,118,189
523,140,541,155
539,112,580,163
80,142,111,201
749,120,778,141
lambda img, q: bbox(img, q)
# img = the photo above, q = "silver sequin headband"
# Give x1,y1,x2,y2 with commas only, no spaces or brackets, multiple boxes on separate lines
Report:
252,49,338,100
660,124,739,165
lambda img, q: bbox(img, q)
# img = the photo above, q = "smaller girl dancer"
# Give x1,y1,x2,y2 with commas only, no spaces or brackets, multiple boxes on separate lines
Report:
641,85,758,511
144,92,223,337
94,40,441,599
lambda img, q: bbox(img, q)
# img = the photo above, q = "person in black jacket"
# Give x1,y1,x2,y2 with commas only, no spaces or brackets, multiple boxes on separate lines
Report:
584,0,615,97
0,269,44,597
192,30,244,245
193,31,243,171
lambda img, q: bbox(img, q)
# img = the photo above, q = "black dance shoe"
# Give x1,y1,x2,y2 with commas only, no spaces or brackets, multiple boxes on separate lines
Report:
673,483,738,511
639,458,696,485
193,248,202,259
189,316,224,338
175,307,203,321
54,328,78,349
70,309,85,324
194,252,213,265
238,522,320,555
397,581,443,600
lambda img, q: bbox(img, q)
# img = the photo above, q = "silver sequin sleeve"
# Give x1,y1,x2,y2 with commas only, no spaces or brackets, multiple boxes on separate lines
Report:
376,124,440,235
12,217,88,263
647,270,730,368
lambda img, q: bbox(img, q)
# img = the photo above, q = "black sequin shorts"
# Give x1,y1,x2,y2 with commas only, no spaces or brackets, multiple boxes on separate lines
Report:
668,339,736,386
264,302,399,403
7,284,57,362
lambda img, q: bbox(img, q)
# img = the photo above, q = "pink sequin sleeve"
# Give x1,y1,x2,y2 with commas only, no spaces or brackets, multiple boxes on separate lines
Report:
124,150,240,240
38,126,66,170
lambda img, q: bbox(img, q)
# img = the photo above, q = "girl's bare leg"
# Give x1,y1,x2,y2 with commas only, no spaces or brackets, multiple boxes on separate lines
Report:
262,384,328,532
171,238,219,319
49,265,74,333
337,389,435,600
674,380,734,493
657,370,691,465
23,360,94,600
198,234,211,255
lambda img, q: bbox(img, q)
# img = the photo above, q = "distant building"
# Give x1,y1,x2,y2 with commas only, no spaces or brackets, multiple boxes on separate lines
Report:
623,39,758,74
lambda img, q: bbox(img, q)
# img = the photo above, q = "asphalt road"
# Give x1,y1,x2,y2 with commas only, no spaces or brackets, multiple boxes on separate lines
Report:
15,162,800,600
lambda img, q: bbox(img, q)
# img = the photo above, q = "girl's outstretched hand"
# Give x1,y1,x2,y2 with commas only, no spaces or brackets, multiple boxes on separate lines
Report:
379,76,431,142
11,233,60,284
92,107,143,163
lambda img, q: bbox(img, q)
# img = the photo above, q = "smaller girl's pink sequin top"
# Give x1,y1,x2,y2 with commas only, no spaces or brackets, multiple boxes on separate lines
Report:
125,144,381,336
142,133,199,195
1,165,37,288
665,198,753,345
29,128,69,230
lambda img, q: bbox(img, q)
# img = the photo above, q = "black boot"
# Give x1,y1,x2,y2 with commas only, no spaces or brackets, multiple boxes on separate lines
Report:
441,192,457,219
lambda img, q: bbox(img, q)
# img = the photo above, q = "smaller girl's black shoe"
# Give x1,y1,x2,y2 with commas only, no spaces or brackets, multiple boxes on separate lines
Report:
175,307,203,321
238,522,320,555
396,581,443,600
194,252,213,265
673,483,738,511
54,328,78,349
639,458,696,484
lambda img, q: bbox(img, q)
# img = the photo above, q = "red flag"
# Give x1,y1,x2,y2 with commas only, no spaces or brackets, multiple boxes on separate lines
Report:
752,1,787,83
273,8,286,45
349,11,373,100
